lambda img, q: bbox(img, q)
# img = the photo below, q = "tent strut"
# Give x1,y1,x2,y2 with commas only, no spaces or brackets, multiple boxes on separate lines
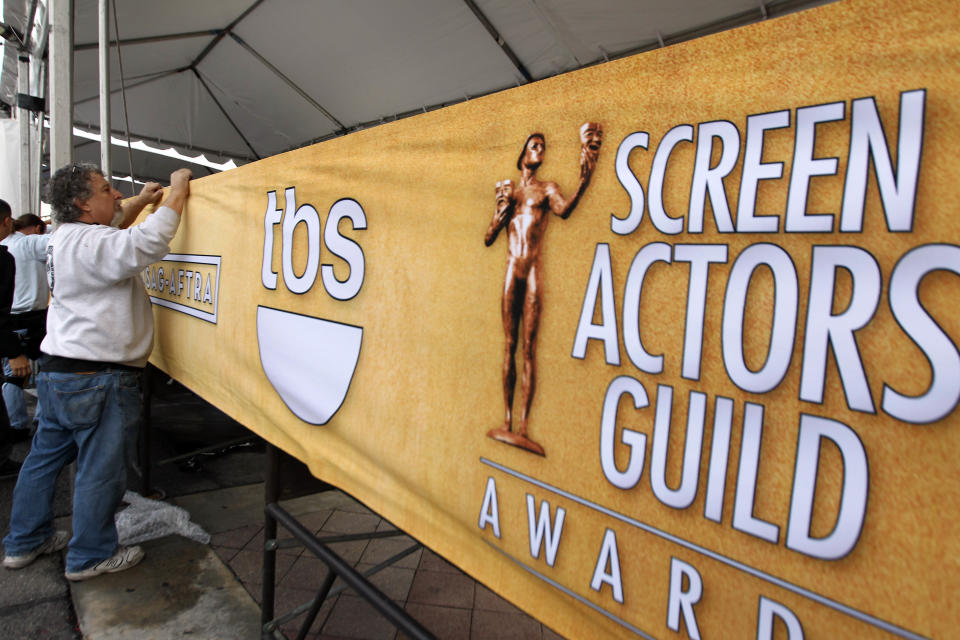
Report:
192,67,261,160
227,31,344,131
524,0,582,67
461,0,532,84
75,29,220,52
74,69,182,106
190,0,266,68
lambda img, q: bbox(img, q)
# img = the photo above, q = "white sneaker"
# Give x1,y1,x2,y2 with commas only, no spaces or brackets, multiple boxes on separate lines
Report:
3,530,70,569
64,545,144,582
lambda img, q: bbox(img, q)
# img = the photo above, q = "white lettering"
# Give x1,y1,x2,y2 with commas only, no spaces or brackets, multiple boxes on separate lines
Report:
321,199,367,300
651,386,705,510
675,244,729,380
477,477,501,538
623,242,670,374
799,246,880,413
281,187,321,294
722,244,798,394
572,244,620,365
612,132,649,235
882,244,960,423
667,558,702,640
841,89,925,232
526,494,566,568
590,529,624,604
688,120,738,233
786,414,869,560
600,376,649,490
737,110,789,233
649,125,693,235
703,396,734,523
732,403,779,544
757,596,805,640
261,190,282,289
785,102,844,232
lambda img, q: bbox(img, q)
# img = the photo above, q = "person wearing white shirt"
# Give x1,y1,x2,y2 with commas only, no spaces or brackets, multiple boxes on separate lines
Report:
2,164,193,581
0,206,50,435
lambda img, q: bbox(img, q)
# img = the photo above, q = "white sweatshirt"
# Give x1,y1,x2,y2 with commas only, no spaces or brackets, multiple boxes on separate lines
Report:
0,231,50,313
40,206,180,367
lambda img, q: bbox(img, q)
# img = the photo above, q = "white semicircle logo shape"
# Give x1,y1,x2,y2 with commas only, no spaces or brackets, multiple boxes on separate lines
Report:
256,305,363,425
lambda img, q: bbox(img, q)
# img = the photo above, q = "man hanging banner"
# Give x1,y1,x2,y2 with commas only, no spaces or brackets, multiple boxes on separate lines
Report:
141,0,957,637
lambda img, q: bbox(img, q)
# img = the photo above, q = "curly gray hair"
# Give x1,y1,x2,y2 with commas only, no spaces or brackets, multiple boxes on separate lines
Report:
44,163,102,224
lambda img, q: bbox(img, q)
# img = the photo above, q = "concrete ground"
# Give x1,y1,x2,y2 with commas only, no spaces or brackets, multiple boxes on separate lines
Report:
0,377,565,639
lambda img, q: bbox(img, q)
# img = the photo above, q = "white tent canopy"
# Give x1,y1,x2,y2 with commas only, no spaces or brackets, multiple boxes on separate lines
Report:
1,0,833,187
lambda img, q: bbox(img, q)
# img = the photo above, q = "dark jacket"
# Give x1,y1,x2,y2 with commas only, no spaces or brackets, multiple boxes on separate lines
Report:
0,245,24,359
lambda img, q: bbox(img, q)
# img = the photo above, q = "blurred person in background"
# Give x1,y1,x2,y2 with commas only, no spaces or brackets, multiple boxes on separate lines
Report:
13,213,45,236
0,242,25,479
0,204,50,439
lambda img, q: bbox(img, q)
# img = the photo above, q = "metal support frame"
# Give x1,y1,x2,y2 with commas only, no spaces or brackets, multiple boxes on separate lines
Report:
48,0,72,171
524,0,582,67
69,0,268,170
461,0,532,84
156,435,257,467
74,29,220,51
190,0,265,69
137,364,153,496
98,0,110,179
192,68,261,160
17,54,31,215
227,31,344,132
262,446,280,630
74,69,182,107
260,444,435,640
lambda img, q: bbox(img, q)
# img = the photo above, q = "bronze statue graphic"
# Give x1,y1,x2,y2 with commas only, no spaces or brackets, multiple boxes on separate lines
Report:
484,122,603,456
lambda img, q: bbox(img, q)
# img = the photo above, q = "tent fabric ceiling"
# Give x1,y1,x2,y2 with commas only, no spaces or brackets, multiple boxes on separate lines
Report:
2,0,834,184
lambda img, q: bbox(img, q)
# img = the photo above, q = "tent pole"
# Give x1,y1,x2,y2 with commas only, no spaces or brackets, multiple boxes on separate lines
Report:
98,0,111,180
17,54,31,216
48,0,73,173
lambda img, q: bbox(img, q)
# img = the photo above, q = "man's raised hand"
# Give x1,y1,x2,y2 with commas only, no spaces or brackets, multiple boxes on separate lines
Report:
139,182,163,206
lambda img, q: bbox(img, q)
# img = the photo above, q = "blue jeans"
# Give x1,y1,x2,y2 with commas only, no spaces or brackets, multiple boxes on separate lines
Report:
3,368,142,572
3,330,33,430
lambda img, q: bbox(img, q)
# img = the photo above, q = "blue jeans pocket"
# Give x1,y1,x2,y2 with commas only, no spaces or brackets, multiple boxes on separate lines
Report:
52,379,107,430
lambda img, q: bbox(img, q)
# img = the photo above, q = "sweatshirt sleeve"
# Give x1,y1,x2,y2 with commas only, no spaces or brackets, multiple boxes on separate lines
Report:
23,233,51,262
74,206,181,282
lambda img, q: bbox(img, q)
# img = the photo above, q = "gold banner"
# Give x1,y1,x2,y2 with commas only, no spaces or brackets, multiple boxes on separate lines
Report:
144,0,958,637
